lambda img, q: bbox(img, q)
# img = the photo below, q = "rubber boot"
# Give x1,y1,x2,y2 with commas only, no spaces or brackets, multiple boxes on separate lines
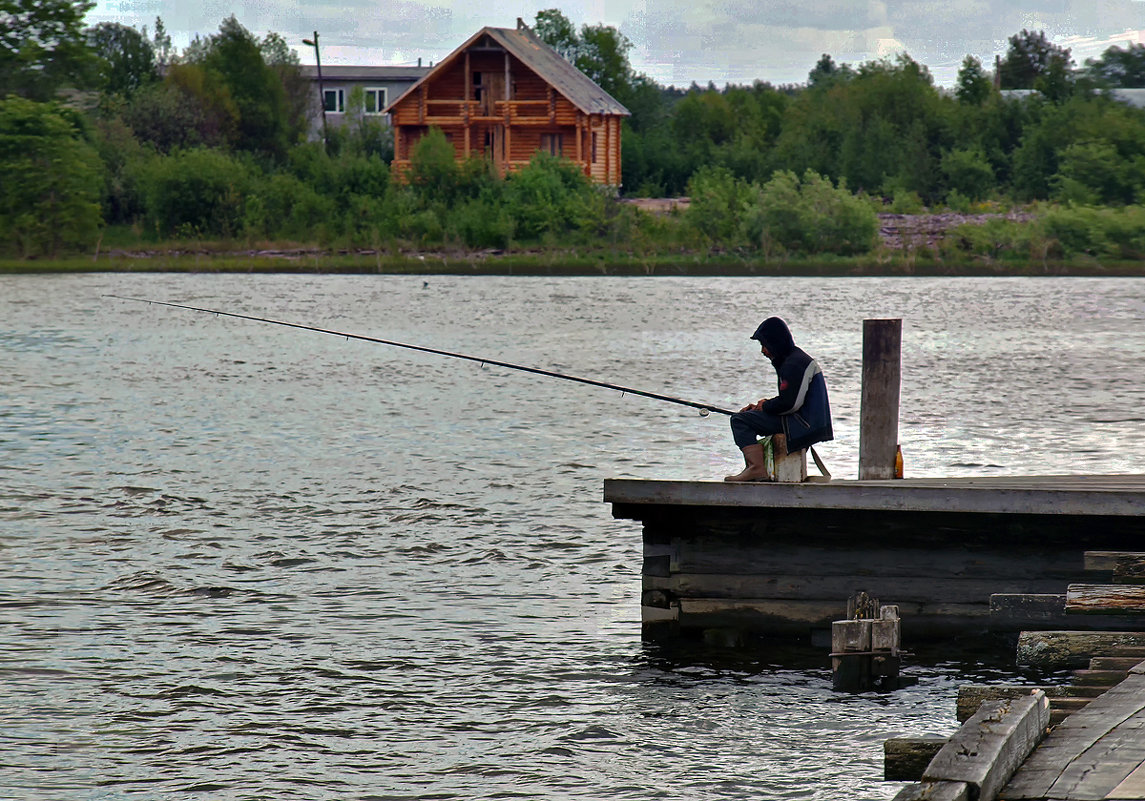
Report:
724,443,768,482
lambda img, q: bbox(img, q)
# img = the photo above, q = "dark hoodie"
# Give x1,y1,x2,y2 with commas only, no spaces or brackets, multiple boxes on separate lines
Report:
749,317,834,451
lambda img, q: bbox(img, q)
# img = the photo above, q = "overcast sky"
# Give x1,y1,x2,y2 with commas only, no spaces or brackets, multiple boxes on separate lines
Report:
86,0,1145,87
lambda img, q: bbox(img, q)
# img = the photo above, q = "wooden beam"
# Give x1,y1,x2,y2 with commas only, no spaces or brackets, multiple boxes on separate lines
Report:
885,737,948,782
859,318,902,480
464,51,471,125
1068,583,1145,614
1016,630,1145,669
419,84,426,124
923,692,1049,801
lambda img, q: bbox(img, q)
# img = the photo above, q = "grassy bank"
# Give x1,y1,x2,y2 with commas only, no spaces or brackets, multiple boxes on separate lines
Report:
4,247,1145,277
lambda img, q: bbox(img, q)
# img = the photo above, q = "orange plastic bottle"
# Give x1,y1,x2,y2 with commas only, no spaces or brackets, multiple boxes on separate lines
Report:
894,445,904,479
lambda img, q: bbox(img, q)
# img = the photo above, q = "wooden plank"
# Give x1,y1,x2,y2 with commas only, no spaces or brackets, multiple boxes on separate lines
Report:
1091,657,1145,671
885,736,949,781
1016,631,1145,670
1108,760,1145,799
923,692,1049,801
674,597,987,634
1072,669,1131,686
1085,550,1132,573
1069,584,1145,614
957,685,1104,723
1002,675,1145,799
892,781,970,801
667,542,1084,581
604,475,1145,517
993,595,1145,631
645,572,1068,604
1116,555,1145,585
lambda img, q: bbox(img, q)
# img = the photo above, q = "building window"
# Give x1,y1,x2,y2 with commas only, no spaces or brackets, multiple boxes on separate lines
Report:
591,132,598,162
540,133,563,156
472,72,483,102
364,87,388,114
323,88,345,113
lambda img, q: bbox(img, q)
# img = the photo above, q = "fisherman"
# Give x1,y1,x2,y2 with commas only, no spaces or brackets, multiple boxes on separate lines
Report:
725,316,833,482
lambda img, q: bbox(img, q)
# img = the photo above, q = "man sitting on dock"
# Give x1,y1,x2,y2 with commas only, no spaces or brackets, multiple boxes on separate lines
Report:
725,317,834,482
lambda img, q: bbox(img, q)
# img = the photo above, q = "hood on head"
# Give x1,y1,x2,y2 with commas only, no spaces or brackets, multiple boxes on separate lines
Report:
750,317,795,359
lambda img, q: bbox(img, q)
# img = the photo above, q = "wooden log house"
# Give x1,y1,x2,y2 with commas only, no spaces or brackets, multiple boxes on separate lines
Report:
384,20,629,185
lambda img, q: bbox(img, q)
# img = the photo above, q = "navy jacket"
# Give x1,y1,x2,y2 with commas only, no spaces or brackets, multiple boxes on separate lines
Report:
754,319,834,452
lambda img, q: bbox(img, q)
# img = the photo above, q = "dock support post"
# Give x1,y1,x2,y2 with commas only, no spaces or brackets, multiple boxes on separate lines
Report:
859,318,902,480
831,593,903,692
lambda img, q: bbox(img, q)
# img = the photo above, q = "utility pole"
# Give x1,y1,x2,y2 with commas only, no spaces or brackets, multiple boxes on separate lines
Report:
303,31,328,152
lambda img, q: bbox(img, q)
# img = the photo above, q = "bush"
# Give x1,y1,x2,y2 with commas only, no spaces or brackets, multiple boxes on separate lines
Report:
138,147,251,237
684,165,756,244
503,153,604,241
243,172,335,241
748,170,878,255
941,147,995,201
1052,141,1145,206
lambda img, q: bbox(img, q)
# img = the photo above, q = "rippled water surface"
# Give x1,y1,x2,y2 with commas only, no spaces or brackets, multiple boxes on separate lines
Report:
3,274,1144,800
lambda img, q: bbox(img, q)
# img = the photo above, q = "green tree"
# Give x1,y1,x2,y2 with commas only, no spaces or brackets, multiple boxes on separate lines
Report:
1085,44,1145,88
998,29,1073,90
259,30,313,147
124,63,236,152
955,55,993,105
940,147,995,200
808,54,855,88
0,97,103,256
87,21,157,98
533,9,579,61
199,16,290,158
0,0,99,100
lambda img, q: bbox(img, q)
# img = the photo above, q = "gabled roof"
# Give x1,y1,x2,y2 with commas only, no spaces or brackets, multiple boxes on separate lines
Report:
385,24,630,116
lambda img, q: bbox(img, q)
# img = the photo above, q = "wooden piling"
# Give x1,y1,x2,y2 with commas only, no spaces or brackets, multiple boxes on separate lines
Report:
859,318,902,480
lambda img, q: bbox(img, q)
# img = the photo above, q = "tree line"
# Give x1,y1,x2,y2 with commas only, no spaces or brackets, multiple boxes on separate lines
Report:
4,1,1145,262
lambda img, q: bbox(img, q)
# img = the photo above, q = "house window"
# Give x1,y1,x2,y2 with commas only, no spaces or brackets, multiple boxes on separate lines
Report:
540,133,563,156
364,87,388,114
472,72,483,102
323,88,345,113
592,132,598,162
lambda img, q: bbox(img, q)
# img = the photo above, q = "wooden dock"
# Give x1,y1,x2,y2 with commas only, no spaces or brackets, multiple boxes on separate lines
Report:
1000,661,1145,800
604,475,1145,643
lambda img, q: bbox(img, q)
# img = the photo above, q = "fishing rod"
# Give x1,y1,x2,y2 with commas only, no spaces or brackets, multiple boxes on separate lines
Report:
107,295,736,418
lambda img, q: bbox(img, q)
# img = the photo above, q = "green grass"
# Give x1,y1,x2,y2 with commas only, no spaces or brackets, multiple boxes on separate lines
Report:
5,247,1145,277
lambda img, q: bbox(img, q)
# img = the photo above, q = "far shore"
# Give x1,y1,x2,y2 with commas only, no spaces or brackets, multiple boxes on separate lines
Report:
3,248,1144,277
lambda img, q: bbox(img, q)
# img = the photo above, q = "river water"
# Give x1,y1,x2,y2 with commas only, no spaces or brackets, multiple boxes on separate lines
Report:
3,274,1143,800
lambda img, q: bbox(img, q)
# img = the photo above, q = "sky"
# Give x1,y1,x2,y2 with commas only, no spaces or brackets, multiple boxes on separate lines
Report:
85,0,1145,87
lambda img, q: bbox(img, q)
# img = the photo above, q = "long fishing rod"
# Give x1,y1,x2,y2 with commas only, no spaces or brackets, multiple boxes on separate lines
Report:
108,295,736,418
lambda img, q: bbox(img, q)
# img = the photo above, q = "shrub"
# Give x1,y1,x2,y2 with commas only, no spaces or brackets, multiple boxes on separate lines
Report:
941,147,996,201
684,165,756,244
503,153,604,241
243,172,335,241
138,147,251,238
748,169,878,255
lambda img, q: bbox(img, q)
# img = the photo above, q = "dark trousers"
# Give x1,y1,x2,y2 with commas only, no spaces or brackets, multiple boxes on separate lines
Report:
730,409,784,449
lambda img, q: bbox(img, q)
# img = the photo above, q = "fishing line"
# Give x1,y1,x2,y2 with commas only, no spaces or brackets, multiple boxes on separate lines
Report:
107,295,735,418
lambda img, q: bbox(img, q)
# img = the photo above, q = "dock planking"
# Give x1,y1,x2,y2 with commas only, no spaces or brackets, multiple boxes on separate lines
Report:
607,474,1145,641
1000,663,1145,800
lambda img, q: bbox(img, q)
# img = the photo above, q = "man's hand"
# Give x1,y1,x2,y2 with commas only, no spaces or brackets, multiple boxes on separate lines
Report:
738,399,767,413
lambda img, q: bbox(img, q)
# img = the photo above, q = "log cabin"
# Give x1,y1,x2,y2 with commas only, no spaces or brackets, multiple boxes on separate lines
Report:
384,20,630,186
